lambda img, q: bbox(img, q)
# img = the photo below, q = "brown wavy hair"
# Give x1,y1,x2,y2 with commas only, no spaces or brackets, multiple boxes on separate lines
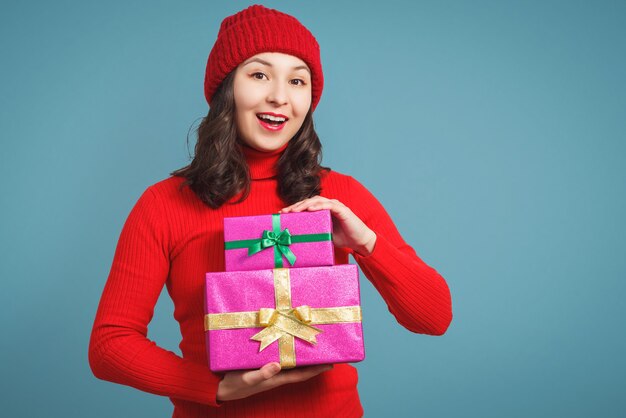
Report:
171,70,329,209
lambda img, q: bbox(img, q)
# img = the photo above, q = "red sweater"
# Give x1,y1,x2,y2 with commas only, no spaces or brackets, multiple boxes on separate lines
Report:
89,145,453,417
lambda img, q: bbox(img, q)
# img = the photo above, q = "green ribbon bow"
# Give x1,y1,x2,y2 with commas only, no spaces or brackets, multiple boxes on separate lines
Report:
224,213,332,268
248,228,297,266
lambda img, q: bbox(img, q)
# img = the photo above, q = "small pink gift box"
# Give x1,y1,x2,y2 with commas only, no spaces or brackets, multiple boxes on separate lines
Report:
223,211,334,271
204,265,365,371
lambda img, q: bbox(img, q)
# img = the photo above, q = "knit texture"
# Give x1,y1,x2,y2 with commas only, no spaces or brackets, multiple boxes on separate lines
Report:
89,146,453,417
204,4,324,111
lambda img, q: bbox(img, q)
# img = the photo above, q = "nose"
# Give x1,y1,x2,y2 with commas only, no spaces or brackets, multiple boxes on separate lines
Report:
266,81,288,106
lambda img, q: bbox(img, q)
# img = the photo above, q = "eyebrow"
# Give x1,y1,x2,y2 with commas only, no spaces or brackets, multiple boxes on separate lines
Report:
242,57,311,74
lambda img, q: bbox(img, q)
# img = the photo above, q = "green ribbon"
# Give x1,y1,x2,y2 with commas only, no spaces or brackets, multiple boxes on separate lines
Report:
224,214,332,268
248,228,296,267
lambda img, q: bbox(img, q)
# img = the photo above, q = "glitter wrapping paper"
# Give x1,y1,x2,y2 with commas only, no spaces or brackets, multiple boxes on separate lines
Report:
223,210,335,271
204,265,365,371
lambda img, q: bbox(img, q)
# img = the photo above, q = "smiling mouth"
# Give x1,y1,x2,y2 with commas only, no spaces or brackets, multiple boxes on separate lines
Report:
256,113,288,127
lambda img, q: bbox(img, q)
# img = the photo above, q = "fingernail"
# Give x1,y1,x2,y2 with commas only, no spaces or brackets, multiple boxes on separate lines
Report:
271,363,281,373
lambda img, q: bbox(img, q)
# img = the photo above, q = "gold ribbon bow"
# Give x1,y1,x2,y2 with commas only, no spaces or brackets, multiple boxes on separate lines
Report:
205,268,362,368
251,306,322,351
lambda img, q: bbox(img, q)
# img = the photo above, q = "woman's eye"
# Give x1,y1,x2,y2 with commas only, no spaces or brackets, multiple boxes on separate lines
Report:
290,79,306,86
251,72,267,80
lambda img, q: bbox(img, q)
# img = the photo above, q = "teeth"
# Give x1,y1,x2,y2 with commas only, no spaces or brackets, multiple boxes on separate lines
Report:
258,114,286,123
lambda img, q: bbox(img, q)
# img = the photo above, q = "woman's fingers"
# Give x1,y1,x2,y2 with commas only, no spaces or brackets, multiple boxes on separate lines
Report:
218,363,281,401
218,363,333,401
277,196,375,254
271,364,333,386
281,196,326,212
280,197,344,214
243,362,281,386
280,199,311,213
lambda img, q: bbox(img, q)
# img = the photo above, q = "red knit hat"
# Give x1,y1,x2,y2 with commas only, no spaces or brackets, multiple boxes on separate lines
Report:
204,4,324,111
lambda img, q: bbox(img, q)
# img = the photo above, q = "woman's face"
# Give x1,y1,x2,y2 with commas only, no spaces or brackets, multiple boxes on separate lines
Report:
233,52,312,152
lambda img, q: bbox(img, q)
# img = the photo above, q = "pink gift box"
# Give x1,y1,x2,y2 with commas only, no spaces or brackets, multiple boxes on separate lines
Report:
223,210,334,271
204,265,365,371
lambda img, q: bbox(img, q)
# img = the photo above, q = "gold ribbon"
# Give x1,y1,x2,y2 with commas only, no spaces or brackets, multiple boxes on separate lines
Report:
205,268,362,368
251,306,322,351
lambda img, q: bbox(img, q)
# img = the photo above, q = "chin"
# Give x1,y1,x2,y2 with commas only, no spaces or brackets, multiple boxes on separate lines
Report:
249,139,290,152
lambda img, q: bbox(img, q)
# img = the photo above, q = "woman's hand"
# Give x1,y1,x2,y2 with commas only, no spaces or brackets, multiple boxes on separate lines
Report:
280,196,377,256
216,362,332,402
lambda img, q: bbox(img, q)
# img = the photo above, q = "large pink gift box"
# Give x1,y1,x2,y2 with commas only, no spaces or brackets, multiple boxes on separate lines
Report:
204,265,365,371
223,211,334,271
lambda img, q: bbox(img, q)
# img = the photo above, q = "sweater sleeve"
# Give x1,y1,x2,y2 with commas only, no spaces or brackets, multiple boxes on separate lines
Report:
344,176,453,335
88,187,222,406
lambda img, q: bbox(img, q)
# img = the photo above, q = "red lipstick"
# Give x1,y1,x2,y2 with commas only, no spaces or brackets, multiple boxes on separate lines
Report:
257,118,286,131
257,112,288,119
256,112,288,131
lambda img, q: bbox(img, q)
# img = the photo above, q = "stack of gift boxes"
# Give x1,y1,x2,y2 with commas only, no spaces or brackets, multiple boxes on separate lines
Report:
204,210,365,371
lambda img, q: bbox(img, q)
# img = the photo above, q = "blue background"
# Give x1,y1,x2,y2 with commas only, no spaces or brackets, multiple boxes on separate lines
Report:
1,1,625,417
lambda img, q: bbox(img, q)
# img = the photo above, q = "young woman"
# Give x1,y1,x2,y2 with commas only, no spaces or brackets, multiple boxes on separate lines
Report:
89,5,452,417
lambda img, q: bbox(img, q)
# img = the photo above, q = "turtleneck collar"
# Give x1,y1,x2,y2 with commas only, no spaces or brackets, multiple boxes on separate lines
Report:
240,142,289,180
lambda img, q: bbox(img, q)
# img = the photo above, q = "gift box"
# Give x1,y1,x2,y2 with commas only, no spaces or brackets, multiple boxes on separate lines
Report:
204,265,365,371
223,210,334,271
